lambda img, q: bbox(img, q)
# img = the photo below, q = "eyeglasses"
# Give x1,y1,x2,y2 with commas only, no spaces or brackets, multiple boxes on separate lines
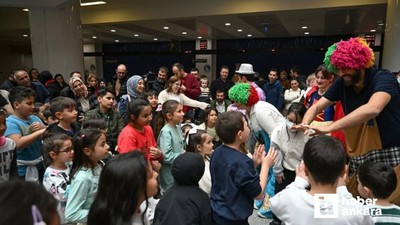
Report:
59,147,74,153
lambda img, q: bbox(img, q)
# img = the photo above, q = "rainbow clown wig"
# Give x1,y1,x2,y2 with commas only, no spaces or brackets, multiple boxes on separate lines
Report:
324,37,375,73
228,83,259,106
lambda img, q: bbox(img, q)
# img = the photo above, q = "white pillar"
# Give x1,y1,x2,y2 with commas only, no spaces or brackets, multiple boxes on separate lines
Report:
382,0,400,72
29,0,84,77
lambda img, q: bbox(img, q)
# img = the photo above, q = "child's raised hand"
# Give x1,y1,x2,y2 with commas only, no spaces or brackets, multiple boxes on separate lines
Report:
252,144,265,167
149,147,162,159
262,147,277,168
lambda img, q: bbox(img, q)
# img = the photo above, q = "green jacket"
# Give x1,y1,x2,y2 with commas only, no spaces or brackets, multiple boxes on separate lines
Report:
84,107,124,153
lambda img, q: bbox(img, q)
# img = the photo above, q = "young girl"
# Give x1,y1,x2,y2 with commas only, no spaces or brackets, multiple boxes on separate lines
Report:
88,151,158,225
42,133,74,224
270,102,309,224
155,100,185,192
185,128,213,196
117,98,163,171
65,128,110,224
0,108,16,182
198,107,221,148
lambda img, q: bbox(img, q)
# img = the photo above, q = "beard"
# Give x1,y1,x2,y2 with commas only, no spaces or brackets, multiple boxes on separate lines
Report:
343,70,361,86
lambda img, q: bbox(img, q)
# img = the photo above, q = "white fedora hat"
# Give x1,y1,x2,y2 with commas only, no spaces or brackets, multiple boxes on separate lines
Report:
235,63,255,75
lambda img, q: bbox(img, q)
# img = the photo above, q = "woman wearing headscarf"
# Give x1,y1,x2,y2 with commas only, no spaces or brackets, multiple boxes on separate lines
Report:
118,75,146,123
68,77,98,121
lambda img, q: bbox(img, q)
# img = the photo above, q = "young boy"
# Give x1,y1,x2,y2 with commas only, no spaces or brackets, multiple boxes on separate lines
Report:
5,86,46,182
210,111,277,225
44,96,79,137
144,90,158,131
84,88,124,154
42,109,58,125
269,135,373,225
358,162,400,224
154,152,212,225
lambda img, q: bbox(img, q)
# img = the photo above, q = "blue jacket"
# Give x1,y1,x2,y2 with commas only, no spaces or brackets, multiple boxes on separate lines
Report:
263,80,284,110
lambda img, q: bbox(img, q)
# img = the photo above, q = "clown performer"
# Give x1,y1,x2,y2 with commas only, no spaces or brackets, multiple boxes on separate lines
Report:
228,83,285,218
299,37,400,205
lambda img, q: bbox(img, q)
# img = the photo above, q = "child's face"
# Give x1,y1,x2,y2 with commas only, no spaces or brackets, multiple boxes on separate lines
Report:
286,112,300,131
15,96,35,118
0,115,6,136
58,107,78,123
52,139,74,164
89,133,109,162
200,80,208,88
146,163,158,198
99,81,106,88
169,104,184,124
147,95,158,108
200,133,213,155
207,110,218,125
132,105,153,128
45,116,58,125
98,93,115,110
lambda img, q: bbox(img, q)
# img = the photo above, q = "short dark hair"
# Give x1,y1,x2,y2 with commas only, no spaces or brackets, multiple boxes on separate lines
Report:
270,68,278,73
220,66,229,71
97,88,115,97
358,162,397,199
215,90,225,95
291,66,300,74
190,68,199,73
49,96,76,119
42,109,53,120
216,111,245,144
239,73,255,82
173,63,184,71
8,86,36,108
303,135,345,185
69,71,81,77
159,66,169,73
144,90,157,98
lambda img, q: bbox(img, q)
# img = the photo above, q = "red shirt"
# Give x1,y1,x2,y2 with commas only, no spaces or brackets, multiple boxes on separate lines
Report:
118,124,156,157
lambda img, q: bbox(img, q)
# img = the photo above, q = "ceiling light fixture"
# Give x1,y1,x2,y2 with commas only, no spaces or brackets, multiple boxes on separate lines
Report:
134,34,139,37
110,29,116,32
304,32,309,35
302,26,308,29
225,23,231,26
182,31,187,35
370,29,376,32
22,8,29,12
163,26,169,30
92,36,97,39
198,36,202,39
154,38,158,41
22,34,29,37
115,40,119,42
247,34,252,37
80,1,107,6
237,29,243,32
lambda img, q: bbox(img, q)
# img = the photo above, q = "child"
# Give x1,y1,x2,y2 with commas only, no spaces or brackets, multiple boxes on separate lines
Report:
42,133,74,224
198,107,221,148
144,90,159,132
357,162,400,224
65,128,110,223
45,96,80,137
43,109,58,125
268,102,309,222
5,86,46,182
0,108,17,182
33,102,46,123
0,180,59,225
85,88,124,154
198,76,210,103
269,135,373,225
88,151,159,225
185,128,213,196
156,99,185,192
210,111,277,225
117,98,163,171
154,152,212,225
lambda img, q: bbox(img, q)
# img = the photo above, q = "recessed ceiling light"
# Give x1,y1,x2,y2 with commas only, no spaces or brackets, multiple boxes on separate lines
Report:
247,34,252,37
92,36,97,39
134,34,139,37
110,29,116,32
22,34,29,37
272,49,275,52
182,31,187,35
154,38,158,41
378,23,384,26
115,40,119,42
198,36,202,39
370,29,376,32
302,26,308,29
225,23,231,26
163,26,169,30
80,1,107,6
304,32,309,35
22,8,29,12
237,29,243,32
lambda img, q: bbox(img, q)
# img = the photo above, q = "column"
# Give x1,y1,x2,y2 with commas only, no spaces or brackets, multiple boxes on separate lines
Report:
29,0,84,78
382,0,400,72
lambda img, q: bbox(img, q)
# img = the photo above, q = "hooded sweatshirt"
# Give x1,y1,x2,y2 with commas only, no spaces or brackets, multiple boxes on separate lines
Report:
154,152,212,225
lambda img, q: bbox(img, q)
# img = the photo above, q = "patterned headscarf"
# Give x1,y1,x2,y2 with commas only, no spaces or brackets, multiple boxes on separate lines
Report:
324,37,375,73
228,83,259,106
127,75,144,98
69,77,88,98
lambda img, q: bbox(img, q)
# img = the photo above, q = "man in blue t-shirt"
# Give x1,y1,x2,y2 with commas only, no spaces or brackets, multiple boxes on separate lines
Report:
5,86,46,182
300,37,400,205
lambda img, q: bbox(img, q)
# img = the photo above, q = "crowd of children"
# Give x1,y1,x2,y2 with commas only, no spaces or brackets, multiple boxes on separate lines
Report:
0,57,399,225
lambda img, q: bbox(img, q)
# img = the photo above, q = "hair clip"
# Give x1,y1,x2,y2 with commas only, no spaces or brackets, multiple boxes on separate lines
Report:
155,104,163,112
81,134,86,138
185,126,198,145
